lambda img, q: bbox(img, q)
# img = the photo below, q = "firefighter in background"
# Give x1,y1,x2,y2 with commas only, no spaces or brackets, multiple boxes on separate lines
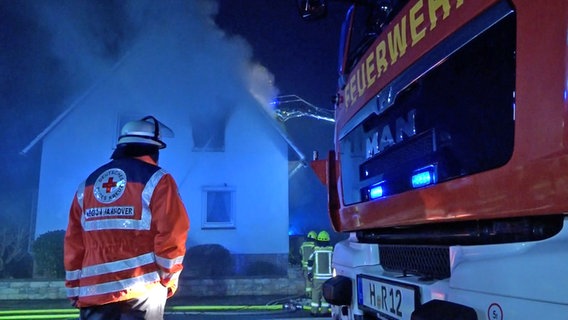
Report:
307,230,333,316
300,230,317,297
64,116,190,320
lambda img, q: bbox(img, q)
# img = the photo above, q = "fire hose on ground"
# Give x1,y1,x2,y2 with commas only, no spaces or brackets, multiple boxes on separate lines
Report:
0,297,312,319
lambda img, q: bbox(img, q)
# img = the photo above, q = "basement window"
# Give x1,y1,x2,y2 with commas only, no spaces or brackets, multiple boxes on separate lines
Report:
201,186,235,229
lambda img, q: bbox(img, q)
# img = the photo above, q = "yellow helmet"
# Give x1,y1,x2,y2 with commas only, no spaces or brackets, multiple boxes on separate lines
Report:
307,231,318,240
317,230,330,242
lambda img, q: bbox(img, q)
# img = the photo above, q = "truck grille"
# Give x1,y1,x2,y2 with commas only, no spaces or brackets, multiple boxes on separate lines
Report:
379,245,450,279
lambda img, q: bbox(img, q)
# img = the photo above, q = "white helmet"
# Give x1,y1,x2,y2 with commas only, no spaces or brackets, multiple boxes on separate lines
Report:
117,116,173,149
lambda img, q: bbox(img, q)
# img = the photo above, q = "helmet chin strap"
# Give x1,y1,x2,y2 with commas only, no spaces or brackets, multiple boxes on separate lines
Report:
141,116,160,141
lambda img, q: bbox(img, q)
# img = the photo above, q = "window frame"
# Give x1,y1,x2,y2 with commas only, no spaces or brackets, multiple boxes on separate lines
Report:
201,186,236,229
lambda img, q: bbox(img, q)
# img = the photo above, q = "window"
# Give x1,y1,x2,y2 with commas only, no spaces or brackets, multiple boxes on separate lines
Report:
191,119,226,151
201,186,235,229
191,96,234,152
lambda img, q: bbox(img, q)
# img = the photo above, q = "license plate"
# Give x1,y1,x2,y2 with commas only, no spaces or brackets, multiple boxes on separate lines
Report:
357,275,419,320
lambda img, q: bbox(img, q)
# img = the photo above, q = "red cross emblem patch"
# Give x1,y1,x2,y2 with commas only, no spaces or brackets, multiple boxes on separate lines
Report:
93,168,127,204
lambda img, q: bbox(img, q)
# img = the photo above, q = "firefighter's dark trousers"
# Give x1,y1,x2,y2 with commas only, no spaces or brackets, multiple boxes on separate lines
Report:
310,278,330,315
79,285,167,320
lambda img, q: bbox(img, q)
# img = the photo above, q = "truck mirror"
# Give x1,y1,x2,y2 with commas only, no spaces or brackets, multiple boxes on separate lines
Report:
297,0,327,21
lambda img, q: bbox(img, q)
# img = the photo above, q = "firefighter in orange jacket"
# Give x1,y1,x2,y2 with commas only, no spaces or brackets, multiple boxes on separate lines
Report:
64,116,190,320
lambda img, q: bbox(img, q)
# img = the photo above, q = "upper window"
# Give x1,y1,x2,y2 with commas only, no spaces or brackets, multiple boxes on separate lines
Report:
192,120,226,152
191,99,230,152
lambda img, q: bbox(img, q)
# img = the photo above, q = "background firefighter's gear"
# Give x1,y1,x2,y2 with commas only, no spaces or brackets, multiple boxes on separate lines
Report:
307,230,317,240
307,232,333,315
316,230,329,242
64,155,189,308
300,230,317,297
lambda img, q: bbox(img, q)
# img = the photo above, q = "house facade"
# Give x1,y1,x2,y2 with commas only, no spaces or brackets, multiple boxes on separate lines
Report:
33,32,291,276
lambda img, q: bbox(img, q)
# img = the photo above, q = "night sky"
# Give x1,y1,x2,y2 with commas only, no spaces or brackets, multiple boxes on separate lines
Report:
0,0,351,239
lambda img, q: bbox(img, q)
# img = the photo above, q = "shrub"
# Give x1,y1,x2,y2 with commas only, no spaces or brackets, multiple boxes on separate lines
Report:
32,230,65,278
5,253,33,278
0,223,29,278
183,244,234,278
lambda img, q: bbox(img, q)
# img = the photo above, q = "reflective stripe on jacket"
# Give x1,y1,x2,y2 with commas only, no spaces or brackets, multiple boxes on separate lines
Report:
308,245,333,280
300,241,315,268
64,156,189,308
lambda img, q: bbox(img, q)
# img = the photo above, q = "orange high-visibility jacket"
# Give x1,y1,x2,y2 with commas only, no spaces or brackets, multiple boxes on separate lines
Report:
64,156,190,308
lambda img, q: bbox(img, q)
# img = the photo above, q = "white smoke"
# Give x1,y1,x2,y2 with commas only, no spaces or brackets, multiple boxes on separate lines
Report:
29,0,280,121
247,63,280,114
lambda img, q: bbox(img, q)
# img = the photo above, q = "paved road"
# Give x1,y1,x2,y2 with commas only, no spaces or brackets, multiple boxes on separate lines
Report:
164,295,331,319
0,309,327,320
164,300,329,319
0,297,330,320
165,310,326,319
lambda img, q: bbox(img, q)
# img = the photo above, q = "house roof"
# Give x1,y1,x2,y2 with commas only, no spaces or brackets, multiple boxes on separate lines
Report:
20,52,133,156
20,69,308,172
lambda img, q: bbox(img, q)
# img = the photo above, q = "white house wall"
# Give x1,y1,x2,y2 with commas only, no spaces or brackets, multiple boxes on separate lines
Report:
37,104,289,257
36,80,289,254
35,31,290,256
183,105,289,254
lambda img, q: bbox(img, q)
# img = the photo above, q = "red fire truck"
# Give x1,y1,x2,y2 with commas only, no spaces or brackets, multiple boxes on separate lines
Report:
302,0,568,319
